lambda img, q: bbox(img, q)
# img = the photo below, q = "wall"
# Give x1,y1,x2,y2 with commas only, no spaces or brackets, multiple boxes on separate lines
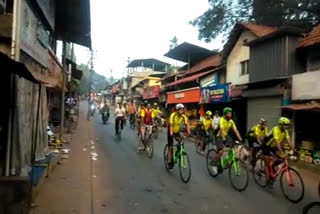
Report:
249,35,302,83
147,79,161,87
226,31,256,85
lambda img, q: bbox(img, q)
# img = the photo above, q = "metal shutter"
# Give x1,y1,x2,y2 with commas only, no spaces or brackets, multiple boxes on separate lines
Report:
247,96,282,131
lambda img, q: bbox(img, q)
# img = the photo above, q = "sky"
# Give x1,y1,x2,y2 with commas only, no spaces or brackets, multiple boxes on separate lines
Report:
75,0,224,79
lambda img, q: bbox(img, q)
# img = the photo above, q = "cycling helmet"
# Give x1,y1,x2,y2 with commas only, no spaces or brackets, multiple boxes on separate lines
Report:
176,103,184,110
206,110,212,116
279,117,290,125
259,118,267,125
144,101,148,106
153,103,158,106
223,107,232,115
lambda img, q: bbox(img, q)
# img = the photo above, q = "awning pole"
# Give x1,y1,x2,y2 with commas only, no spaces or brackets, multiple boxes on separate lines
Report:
59,41,67,139
5,0,22,176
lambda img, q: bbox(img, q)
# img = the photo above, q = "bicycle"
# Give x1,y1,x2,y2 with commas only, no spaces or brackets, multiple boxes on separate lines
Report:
163,134,191,183
237,141,263,170
303,181,320,213
252,153,304,203
195,129,216,156
206,141,249,192
139,125,154,158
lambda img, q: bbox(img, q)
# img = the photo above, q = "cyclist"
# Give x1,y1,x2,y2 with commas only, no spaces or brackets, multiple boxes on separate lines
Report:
213,107,242,170
128,102,136,125
115,103,126,135
167,103,190,168
213,110,221,132
152,103,162,125
198,110,215,154
262,117,296,186
247,118,268,163
139,103,153,150
136,102,146,136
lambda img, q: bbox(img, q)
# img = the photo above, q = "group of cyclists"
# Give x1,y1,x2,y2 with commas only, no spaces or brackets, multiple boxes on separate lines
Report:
113,99,296,186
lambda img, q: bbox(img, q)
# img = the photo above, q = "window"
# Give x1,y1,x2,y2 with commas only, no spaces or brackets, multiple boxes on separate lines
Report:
240,60,249,76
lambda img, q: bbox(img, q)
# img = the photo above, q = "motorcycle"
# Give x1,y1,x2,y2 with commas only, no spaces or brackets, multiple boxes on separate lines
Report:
101,109,110,124
89,104,95,116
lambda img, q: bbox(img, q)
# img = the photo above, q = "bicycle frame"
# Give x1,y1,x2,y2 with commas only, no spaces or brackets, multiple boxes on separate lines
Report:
220,147,240,174
172,139,187,167
268,159,294,185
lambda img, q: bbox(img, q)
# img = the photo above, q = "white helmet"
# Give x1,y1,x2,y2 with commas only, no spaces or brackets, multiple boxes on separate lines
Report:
176,103,184,110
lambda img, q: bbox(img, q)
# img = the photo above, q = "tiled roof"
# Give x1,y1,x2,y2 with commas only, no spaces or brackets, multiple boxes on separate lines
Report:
299,24,320,48
185,55,222,75
241,23,277,37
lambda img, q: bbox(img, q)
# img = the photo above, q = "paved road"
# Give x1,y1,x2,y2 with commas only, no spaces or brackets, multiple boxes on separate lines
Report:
32,103,319,214
89,108,319,214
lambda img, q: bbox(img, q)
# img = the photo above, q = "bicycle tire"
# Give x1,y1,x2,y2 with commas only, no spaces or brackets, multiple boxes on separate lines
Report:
179,152,191,183
163,144,171,170
252,157,267,188
206,148,220,177
303,202,320,214
195,138,202,155
280,167,304,203
229,158,249,192
146,137,154,159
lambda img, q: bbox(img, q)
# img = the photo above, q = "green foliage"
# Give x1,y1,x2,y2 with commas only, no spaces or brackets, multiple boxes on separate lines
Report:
191,0,320,42
78,64,107,96
169,36,179,50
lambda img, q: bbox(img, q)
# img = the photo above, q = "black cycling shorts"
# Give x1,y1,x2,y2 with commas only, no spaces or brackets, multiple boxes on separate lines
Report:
216,135,233,150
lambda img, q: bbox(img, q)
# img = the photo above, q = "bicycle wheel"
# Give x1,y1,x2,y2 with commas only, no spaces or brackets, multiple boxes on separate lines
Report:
303,202,320,214
195,138,202,155
206,149,220,177
153,126,159,139
280,167,304,203
229,158,249,192
146,137,154,158
179,151,191,183
252,157,267,187
163,144,171,170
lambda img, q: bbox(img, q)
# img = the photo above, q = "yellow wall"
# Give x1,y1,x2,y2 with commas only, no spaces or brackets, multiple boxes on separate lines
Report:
147,78,161,87
226,31,256,85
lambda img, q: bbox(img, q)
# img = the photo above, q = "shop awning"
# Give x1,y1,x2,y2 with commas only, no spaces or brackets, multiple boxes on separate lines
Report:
55,0,91,48
282,103,320,111
167,87,200,104
0,52,40,83
165,70,215,87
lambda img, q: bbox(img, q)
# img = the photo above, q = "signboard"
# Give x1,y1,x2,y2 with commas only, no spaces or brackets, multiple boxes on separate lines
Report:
200,84,230,104
292,70,320,100
20,0,48,67
167,87,200,104
200,73,218,88
143,85,160,99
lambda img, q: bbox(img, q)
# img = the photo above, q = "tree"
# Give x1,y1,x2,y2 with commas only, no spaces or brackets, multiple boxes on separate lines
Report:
78,64,107,96
169,36,179,50
191,0,320,42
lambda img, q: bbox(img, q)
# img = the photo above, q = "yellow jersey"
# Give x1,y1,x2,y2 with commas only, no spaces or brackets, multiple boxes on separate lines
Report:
267,126,290,148
217,116,236,137
169,112,188,134
152,108,161,119
202,118,213,131
138,107,144,117
249,124,268,138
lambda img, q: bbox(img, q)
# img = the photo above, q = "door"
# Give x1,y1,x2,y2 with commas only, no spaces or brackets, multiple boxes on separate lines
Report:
247,96,282,131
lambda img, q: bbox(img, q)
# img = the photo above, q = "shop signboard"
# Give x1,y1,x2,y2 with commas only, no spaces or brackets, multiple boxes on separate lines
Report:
167,87,200,104
200,84,230,104
200,73,218,88
292,70,320,100
143,85,160,99
36,0,56,30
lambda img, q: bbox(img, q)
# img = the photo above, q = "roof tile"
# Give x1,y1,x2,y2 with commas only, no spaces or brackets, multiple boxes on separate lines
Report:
185,55,222,75
299,24,320,48
241,23,277,37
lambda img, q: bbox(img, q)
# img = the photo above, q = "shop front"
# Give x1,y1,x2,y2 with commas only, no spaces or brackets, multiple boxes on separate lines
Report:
167,87,200,127
143,85,160,103
282,71,320,166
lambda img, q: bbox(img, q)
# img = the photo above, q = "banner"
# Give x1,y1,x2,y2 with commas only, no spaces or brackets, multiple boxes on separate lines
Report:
143,85,160,99
200,84,230,104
